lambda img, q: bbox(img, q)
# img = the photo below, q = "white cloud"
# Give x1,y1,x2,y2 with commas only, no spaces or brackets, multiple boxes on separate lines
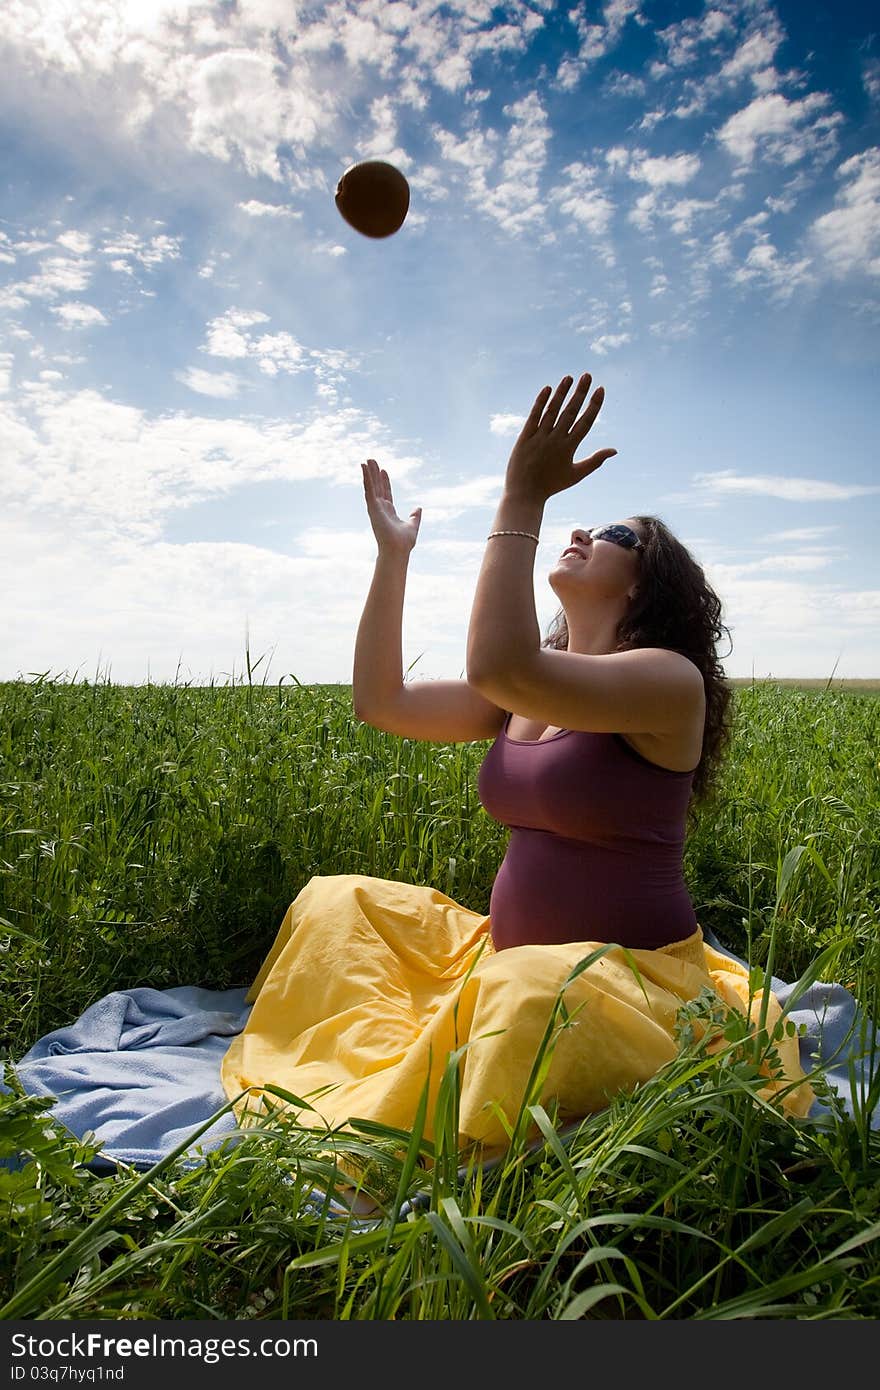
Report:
724,553,833,574
1,503,498,685
655,8,735,72
0,0,557,203
647,317,695,342
730,236,814,300
204,308,270,358
101,231,182,270
1,254,94,311
627,152,701,187
435,90,551,236
551,162,616,260
489,413,523,436
199,308,359,393
50,302,108,329
1,381,424,543
812,148,880,279
719,19,785,88
604,71,647,99
559,0,644,87
56,230,93,255
434,50,473,94
176,367,241,398
187,49,331,180
251,332,306,375
416,474,504,520
590,332,631,355
0,3,334,186
717,91,843,171
694,471,880,502
237,200,302,218
701,565,880,677
764,527,838,542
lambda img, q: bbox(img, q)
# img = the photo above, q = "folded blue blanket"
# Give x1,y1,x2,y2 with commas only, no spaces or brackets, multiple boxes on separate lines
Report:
4,986,252,1170
4,937,878,1173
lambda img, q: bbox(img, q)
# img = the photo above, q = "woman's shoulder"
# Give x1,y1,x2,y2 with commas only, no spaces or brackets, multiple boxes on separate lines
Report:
617,645,705,691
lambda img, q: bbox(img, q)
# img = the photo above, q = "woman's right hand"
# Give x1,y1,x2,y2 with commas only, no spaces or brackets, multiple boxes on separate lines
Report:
361,458,422,555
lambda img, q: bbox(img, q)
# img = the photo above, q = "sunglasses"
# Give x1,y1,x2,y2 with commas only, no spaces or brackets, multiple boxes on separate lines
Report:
588,523,644,552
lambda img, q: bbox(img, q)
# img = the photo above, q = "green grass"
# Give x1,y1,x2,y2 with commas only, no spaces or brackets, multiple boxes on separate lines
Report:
1,673,878,1319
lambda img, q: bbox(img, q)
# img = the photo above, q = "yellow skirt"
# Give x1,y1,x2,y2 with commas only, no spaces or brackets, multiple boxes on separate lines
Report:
220,874,815,1152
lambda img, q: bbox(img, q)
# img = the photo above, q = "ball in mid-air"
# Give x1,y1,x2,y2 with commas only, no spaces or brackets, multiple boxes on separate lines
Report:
334,160,410,238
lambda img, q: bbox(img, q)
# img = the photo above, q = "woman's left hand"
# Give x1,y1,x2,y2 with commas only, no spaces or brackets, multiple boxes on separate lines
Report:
505,372,617,505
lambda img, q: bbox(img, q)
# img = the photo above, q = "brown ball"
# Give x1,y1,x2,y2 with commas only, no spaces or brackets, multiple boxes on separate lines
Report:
334,160,411,239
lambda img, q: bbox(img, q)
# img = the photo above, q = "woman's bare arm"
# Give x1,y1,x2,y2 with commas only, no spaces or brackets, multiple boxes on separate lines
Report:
353,460,505,743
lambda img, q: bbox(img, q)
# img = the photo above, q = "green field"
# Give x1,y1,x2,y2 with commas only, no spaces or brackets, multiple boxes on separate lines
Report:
1,676,878,1319
728,678,880,694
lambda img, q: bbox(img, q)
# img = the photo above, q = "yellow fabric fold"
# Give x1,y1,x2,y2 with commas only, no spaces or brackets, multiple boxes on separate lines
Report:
220,874,815,1153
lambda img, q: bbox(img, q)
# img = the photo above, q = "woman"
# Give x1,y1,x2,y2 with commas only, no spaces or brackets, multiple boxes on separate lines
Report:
221,373,813,1152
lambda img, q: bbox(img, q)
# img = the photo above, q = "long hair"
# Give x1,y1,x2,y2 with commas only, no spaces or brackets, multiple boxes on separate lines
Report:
543,515,733,805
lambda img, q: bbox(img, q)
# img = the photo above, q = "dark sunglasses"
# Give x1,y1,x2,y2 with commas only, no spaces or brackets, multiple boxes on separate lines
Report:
588,523,644,552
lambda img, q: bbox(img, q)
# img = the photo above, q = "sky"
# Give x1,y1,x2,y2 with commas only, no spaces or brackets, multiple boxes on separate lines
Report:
1,0,878,687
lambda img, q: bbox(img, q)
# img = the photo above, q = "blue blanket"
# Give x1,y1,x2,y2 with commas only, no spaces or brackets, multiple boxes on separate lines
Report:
4,936,879,1172
4,986,252,1170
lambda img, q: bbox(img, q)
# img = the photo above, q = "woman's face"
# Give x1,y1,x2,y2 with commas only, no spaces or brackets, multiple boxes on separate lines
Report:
548,518,644,605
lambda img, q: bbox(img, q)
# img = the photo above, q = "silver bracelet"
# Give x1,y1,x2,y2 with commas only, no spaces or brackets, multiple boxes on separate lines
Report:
487,529,540,543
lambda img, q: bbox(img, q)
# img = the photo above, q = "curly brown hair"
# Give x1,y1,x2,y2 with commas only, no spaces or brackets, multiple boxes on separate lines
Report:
543,514,733,806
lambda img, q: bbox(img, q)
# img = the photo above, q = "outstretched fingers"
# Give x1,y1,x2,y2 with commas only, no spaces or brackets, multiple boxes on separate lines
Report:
556,372,593,431
363,458,393,505
521,384,553,437
570,384,606,446
537,375,575,432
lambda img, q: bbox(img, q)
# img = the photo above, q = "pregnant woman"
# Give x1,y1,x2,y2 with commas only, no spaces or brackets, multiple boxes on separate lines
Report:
221,372,813,1153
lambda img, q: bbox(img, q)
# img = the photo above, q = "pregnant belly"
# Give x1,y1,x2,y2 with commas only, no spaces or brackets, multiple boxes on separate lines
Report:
489,828,698,952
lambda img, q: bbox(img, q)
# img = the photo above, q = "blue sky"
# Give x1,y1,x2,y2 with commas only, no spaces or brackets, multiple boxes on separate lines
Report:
1,0,878,685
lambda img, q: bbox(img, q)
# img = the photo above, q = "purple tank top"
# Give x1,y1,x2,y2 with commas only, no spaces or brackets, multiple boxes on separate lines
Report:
477,717,698,951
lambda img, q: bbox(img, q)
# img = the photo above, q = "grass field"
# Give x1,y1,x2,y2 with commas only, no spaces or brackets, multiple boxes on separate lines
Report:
728,678,880,694
1,675,878,1319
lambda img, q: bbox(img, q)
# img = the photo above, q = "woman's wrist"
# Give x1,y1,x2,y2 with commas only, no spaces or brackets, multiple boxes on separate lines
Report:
374,542,412,566
492,491,545,534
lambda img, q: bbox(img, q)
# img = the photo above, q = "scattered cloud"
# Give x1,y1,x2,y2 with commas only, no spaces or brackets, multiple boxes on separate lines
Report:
557,0,644,89
730,236,814,300
551,162,616,261
50,302,108,329
489,413,523,436
101,231,182,271
694,471,880,502
176,368,242,398
764,526,838,542
56,230,93,255
237,200,303,218
654,8,735,74
812,147,880,279
717,91,843,172
626,151,702,187
416,474,504,521
1,381,423,543
590,332,631,355
435,90,552,235
721,553,833,574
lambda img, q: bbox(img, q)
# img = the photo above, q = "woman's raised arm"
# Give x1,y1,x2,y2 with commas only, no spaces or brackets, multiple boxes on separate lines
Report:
352,459,505,743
